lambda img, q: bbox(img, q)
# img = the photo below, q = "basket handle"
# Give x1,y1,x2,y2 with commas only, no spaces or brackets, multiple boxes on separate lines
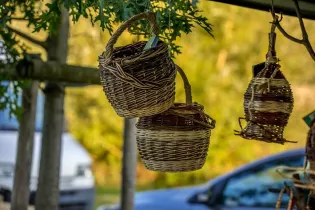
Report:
175,65,192,105
105,12,159,60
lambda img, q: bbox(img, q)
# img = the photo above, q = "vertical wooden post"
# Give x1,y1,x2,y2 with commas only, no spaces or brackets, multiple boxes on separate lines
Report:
309,161,315,210
11,81,39,210
120,118,137,210
35,6,69,210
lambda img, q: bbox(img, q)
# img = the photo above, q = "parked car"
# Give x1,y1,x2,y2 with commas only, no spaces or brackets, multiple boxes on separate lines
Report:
0,81,95,210
98,148,306,210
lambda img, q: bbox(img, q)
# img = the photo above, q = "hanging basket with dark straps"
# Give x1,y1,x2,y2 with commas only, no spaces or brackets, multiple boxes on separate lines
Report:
98,12,176,118
235,23,295,144
135,65,216,172
306,120,315,162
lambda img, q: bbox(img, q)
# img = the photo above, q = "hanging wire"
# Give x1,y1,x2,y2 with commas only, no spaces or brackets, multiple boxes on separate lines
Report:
167,0,172,54
271,0,275,14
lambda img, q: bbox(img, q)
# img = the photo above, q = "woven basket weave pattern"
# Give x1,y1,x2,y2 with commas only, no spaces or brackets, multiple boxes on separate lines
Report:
99,12,176,118
239,64,294,144
136,102,214,172
99,42,176,118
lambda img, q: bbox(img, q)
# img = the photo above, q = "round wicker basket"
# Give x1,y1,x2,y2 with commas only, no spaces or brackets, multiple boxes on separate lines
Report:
235,25,294,144
98,12,176,118
136,65,216,172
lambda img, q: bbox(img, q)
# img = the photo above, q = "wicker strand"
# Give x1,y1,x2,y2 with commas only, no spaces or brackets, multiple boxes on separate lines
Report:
175,65,192,105
105,12,159,59
100,51,173,90
275,186,294,210
234,117,297,144
135,64,215,172
248,66,280,120
275,187,285,210
99,11,171,90
276,166,315,191
171,65,215,128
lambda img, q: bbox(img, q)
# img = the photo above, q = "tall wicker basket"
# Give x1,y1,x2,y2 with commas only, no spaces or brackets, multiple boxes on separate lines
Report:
98,12,176,118
235,24,294,144
136,65,216,172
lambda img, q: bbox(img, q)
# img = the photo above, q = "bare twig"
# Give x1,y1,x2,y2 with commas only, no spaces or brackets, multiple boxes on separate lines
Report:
7,26,47,49
271,0,315,61
293,173,306,210
10,17,39,21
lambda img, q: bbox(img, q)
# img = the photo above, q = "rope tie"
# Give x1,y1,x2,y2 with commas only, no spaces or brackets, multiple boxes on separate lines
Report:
247,65,280,121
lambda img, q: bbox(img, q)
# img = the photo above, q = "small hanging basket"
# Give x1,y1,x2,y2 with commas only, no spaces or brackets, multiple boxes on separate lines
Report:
135,65,216,172
98,12,176,118
235,25,294,144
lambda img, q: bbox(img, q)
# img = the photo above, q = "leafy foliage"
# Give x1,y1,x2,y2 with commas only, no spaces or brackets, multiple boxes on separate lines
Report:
0,32,28,120
0,0,213,114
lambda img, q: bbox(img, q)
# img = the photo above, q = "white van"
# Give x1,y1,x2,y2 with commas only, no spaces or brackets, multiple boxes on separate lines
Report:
0,82,95,210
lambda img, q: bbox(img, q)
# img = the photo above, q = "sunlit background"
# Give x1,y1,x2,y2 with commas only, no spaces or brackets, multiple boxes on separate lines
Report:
7,0,315,208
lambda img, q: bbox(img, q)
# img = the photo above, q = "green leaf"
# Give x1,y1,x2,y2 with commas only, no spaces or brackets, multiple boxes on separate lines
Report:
303,111,315,127
98,0,105,29
143,34,159,50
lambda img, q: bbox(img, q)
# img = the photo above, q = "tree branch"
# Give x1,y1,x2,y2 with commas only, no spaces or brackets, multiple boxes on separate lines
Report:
0,59,100,85
7,26,47,49
272,21,304,44
10,17,39,21
271,0,315,62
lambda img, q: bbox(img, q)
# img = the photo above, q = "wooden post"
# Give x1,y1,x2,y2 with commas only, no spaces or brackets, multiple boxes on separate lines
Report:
35,6,69,210
120,118,137,210
10,82,38,210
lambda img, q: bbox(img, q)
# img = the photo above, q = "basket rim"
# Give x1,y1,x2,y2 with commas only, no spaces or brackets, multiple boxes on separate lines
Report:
166,102,204,114
100,41,169,65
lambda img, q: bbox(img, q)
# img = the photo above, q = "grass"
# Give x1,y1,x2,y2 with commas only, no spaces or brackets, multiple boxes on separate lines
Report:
0,185,156,210
93,184,157,210
94,187,120,210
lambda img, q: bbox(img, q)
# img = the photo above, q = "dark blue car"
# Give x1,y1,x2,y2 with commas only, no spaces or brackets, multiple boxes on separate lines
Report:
98,148,306,210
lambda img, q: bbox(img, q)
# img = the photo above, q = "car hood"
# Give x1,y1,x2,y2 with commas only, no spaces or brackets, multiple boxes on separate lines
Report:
0,130,92,177
132,184,208,208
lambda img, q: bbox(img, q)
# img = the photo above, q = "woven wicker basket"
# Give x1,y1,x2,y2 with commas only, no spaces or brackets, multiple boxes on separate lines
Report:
235,28,294,144
98,12,176,118
136,65,216,172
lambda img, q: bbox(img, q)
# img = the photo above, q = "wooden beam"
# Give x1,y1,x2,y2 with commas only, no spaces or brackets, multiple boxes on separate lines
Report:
0,60,100,85
209,0,315,21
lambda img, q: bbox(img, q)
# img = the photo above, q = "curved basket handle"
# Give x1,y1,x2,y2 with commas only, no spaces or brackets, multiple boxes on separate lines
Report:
175,65,192,105
105,12,159,60
172,65,216,129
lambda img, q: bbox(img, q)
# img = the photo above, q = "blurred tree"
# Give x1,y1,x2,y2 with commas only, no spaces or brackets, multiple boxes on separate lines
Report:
66,1,315,189
0,1,214,210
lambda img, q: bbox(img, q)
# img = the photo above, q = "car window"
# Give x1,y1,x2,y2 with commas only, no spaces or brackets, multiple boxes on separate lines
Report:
0,82,44,131
221,155,304,208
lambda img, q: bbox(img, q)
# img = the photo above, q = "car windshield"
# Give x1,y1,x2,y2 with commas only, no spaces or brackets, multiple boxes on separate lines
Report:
0,81,44,131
